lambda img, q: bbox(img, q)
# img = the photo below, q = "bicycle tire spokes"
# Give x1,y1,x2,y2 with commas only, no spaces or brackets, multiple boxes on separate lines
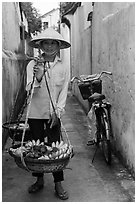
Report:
100,109,112,164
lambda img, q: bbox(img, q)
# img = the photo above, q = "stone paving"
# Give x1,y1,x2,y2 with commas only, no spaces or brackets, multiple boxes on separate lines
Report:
2,92,135,202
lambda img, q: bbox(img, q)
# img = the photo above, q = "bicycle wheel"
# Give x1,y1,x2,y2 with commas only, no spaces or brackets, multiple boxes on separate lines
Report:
100,109,111,165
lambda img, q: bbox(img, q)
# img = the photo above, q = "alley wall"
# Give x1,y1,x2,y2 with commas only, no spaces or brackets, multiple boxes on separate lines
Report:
2,2,30,147
67,3,93,112
60,23,71,84
92,2,135,174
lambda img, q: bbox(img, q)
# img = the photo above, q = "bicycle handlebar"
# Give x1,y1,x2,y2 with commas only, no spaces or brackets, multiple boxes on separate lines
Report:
71,71,112,83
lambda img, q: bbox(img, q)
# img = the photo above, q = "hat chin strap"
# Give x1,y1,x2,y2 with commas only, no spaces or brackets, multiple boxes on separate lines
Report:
42,46,60,62
42,50,59,62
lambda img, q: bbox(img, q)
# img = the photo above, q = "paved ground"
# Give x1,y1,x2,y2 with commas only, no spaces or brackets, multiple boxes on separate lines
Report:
2,92,135,202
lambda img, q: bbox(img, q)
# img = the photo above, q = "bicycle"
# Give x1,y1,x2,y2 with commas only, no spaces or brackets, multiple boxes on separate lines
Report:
71,71,113,165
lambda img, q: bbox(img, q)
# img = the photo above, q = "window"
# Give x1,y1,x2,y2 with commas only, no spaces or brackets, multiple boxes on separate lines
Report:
43,22,48,30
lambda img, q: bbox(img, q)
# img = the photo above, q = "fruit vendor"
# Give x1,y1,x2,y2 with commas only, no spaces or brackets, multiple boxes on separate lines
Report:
26,27,71,199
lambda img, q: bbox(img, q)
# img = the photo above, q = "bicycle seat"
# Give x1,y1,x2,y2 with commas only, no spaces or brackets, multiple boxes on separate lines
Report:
88,92,105,103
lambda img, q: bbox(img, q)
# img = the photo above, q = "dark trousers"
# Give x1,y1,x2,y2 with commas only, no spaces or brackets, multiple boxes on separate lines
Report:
28,118,64,183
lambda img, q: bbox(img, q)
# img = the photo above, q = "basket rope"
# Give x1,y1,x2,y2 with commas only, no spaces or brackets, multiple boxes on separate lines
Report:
60,119,71,146
9,61,27,123
7,61,27,144
43,62,57,116
20,74,36,171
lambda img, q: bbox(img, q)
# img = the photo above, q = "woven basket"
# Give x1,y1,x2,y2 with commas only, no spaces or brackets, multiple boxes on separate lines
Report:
78,81,92,100
78,79,102,100
2,121,48,142
9,144,71,173
2,121,32,142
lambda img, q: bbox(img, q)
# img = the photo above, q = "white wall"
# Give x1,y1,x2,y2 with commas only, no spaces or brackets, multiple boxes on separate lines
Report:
92,2,135,174
41,9,60,30
66,3,93,112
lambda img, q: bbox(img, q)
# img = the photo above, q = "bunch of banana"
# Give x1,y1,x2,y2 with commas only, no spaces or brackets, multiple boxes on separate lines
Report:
10,139,73,160
10,146,28,157
25,139,41,148
38,141,73,160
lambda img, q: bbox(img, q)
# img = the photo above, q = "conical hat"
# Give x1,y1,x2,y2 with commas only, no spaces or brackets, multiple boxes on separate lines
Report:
29,27,71,49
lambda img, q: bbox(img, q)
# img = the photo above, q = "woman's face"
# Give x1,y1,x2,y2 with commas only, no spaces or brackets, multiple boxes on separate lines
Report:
41,40,59,54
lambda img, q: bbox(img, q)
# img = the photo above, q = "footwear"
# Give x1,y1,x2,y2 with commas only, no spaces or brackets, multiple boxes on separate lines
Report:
55,189,69,200
55,182,69,200
28,182,44,194
87,139,95,146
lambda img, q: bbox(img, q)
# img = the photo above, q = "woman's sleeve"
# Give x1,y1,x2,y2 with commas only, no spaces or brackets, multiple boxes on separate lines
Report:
56,65,70,117
26,60,42,91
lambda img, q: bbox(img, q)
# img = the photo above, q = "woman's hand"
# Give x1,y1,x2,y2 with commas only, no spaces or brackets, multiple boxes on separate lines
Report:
48,112,59,128
33,62,44,82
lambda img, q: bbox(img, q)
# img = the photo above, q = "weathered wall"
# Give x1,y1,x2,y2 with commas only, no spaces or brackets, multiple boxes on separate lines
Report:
92,2,135,174
2,2,29,147
60,23,71,83
66,3,93,112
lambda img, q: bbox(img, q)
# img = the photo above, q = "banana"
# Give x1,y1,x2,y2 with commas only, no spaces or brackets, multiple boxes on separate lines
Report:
38,156,45,160
38,155,49,160
56,141,59,148
44,137,47,143
14,148,23,157
26,141,32,147
44,155,50,160
63,153,67,158
60,143,68,150
36,139,40,146
62,149,65,154
48,154,52,159
69,145,73,150
65,143,68,149
62,148,67,154
19,123,25,127
52,142,56,148
67,149,70,155
46,146,52,151
10,148,16,153
55,151,60,157
58,149,62,155
32,140,36,146
58,141,64,148
59,154,63,159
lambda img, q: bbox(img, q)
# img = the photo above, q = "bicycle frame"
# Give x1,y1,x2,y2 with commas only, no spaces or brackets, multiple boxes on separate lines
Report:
93,101,111,141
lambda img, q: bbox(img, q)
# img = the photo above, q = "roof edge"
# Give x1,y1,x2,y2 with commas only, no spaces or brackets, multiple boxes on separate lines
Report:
62,2,81,17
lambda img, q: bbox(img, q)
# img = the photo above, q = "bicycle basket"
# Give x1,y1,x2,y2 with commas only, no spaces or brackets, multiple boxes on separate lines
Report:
78,81,92,100
78,79,102,100
92,79,102,94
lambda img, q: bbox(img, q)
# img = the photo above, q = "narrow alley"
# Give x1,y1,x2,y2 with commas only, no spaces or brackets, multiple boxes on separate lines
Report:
2,92,135,202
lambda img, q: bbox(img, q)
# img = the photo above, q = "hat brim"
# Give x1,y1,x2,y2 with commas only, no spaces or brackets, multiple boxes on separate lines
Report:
29,37,71,49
